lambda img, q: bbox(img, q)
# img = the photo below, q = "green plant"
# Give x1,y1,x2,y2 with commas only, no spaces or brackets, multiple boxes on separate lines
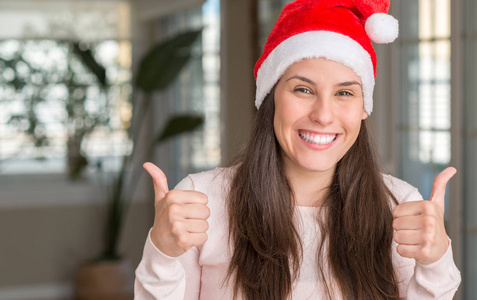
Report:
96,29,204,261
0,30,204,261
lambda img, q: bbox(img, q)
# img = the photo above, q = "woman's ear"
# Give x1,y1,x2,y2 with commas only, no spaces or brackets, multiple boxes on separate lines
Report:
361,110,368,120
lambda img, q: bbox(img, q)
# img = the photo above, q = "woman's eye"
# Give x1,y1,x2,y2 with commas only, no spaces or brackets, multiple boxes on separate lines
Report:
336,90,354,97
294,87,312,94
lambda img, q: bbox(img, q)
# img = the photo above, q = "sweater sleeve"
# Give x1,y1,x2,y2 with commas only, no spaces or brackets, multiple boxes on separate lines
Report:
392,180,462,299
134,176,202,300
406,241,461,299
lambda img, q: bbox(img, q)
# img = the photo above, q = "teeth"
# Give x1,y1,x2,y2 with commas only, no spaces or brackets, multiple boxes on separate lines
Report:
299,132,337,145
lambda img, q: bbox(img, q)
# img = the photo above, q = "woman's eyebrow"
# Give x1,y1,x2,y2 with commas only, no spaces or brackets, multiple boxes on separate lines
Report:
286,75,316,86
337,81,362,88
286,76,361,88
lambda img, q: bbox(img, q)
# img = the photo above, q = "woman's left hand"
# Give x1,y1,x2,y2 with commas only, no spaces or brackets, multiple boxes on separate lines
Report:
392,167,457,265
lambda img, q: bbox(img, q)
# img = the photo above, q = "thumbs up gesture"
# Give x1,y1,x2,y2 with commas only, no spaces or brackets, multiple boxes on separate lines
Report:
392,167,457,265
143,162,210,257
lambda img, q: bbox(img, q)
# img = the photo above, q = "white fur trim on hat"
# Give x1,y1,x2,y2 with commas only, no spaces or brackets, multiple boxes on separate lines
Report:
255,31,375,115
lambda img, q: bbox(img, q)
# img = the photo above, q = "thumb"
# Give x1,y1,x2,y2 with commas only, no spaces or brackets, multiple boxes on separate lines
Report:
143,162,169,199
430,167,457,211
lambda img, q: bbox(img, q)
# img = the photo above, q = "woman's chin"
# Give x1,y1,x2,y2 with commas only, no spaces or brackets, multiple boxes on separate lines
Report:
293,159,338,175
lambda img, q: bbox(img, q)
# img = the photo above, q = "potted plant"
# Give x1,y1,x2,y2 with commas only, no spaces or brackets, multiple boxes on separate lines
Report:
74,29,204,300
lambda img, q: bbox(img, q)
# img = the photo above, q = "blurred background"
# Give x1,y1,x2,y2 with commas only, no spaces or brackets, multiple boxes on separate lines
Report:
0,0,474,299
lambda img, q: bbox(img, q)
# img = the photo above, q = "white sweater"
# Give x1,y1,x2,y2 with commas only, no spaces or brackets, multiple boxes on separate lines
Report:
135,167,461,299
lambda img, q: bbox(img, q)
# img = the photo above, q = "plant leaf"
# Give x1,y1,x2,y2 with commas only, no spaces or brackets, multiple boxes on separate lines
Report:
135,29,202,92
157,114,204,143
71,42,107,88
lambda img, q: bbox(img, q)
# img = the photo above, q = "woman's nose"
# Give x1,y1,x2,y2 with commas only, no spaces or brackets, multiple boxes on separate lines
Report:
309,96,335,126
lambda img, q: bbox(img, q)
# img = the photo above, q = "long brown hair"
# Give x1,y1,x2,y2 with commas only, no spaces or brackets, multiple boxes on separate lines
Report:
226,88,400,299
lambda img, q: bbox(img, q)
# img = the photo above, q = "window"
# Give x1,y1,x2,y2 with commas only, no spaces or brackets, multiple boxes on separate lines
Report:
397,0,451,199
0,1,132,178
0,1,132,208
398,0,477,298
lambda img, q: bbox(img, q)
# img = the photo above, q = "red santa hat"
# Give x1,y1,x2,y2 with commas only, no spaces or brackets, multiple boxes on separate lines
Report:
254,0,399,115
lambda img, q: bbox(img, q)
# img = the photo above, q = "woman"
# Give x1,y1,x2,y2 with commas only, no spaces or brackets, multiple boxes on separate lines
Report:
135,0,461,299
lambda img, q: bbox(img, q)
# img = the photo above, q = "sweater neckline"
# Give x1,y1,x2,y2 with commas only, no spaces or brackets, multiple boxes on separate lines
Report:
295,205,320,209
294,205,320,217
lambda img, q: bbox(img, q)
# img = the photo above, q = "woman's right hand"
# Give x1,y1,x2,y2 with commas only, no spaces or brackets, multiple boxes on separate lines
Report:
143,162,210,257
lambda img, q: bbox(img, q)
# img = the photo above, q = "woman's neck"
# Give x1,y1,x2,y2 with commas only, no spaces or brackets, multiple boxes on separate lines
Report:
285,165,335,207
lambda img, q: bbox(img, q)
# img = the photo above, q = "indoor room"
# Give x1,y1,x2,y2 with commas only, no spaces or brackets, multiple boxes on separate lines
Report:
0,0,474,299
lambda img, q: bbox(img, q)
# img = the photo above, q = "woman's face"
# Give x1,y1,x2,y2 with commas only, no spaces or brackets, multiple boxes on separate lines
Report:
274,57,368,176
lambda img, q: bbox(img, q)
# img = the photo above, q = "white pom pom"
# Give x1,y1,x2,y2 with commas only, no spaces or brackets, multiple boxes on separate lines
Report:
365,13,399,44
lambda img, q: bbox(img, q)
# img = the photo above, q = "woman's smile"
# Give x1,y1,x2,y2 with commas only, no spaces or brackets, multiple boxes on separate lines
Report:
298,130,338,145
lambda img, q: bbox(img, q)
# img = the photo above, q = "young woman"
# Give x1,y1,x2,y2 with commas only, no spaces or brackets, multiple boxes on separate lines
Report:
135,0,461,299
